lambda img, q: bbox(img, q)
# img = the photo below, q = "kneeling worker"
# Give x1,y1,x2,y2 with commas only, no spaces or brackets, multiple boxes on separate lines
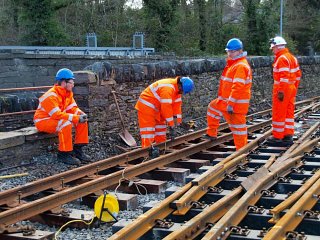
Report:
135,76,194,152
34,68,90,165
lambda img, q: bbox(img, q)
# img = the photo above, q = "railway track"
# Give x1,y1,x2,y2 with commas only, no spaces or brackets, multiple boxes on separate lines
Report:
0,97,319,239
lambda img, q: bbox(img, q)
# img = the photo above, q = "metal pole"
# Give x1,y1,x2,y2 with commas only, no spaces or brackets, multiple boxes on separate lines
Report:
280,0,283,36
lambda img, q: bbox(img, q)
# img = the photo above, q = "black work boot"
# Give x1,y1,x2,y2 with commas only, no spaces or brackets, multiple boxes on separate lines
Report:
149,146,160,159
203,134,217,141
73,144,91,163
283,135,293,142
57,151,81,165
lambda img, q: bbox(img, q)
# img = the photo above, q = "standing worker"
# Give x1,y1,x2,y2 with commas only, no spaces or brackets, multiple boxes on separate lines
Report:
34,68,90,165
135,76,194,153
269,36,302,143
206,38,252,150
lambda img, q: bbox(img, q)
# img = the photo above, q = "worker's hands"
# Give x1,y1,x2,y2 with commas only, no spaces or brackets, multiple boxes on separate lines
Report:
169,126,176,141
277,91,284,102
227,105,234,114
79,114,88,123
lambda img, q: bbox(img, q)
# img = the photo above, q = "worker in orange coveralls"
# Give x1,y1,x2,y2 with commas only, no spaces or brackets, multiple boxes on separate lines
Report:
268,36,302,143
34,68,90,165
135,76,194,157
206,38,252,150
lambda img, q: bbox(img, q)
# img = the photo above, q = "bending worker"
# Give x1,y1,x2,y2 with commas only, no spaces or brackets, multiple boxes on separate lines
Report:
269,36,301,143
34,68,90,165
206,38,252,150
135,76,194,150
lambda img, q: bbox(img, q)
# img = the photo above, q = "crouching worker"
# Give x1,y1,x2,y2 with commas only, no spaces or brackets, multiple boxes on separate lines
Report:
206,38,252,150
135,76,194,157
34,68,90,165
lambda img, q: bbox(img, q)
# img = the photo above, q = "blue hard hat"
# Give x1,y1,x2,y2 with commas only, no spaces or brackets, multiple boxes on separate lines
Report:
180,77,194,95
225,38,243,51
55,68,75,81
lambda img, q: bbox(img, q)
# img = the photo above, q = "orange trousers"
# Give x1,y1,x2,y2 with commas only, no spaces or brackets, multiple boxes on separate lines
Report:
207,99,247,150
35,119,88,152
272,87,296,139
137,111,167,148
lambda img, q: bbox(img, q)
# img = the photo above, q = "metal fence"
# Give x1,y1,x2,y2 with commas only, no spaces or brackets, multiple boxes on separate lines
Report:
0,46,155,57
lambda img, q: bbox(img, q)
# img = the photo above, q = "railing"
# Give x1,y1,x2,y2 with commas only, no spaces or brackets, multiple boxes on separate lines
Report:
0,46,155,57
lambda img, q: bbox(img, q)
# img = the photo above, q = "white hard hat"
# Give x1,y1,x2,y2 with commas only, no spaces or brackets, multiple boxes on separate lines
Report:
269,36,287,49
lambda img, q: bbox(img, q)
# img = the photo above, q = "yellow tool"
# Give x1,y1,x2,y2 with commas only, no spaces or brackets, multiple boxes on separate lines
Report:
94,193,119,222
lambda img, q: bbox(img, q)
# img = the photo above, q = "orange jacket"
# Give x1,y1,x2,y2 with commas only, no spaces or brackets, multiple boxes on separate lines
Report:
34,85,82,124
273,48,301,92
135,78,182,127
217,54,252,114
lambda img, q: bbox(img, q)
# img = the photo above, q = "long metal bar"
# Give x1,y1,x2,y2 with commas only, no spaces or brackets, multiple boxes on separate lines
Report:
269,170,320,223
0,129,237,226
0,86,51,93
264,174,320,240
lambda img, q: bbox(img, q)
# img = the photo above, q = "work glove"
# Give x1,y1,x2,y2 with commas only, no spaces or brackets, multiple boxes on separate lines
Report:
79,114,88,123
277,91,284,102
169,126,176,141
227,105,234,114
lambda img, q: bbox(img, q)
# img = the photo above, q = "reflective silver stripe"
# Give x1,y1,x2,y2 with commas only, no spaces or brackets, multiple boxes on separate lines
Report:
138,97,157,110
155,125,166,129
277,67,290,72
55,119,64,132
232,130,247,135
155,132,166,136
229,124,247,128
218,96,228,101
274,81,280,85
39,92,57,102
175,114,182,118
296,77,301,80
228,97,250,103
66,102,77,111
285,125,295,129
290,67,300,73
166,117,174,122
280,78,289,83
141,134,154,138
221,76,233,82
285,118,294,123
150,83,175,102
140,127,155,131
161,99,172,104
34,117,51,123
272,121,285,126
68,114,73,122
75,109,80,115
49,107,60,116
175,97,182,102
208,106,222,116
207,112,221,120
273,127,284,132
58,121,71,132
233,78,252,84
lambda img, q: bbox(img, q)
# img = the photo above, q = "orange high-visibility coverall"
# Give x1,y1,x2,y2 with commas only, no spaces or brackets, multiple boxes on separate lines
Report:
135,77,182,148
272,48,301,139
207,54,252,150
34,85,89,152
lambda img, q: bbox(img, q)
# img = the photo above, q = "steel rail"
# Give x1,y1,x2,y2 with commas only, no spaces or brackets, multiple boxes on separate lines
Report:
269,169,320,224
0,123,241,226
201,155,304,240
0,86,51,93
263,173,320,240
109,128,272,240
203,139,320,239
166,153,304,240
111,106,319,240
0,105,274,206
172,129,272,215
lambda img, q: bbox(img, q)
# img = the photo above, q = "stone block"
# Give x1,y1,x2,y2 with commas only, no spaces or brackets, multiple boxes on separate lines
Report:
0,131,25,150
